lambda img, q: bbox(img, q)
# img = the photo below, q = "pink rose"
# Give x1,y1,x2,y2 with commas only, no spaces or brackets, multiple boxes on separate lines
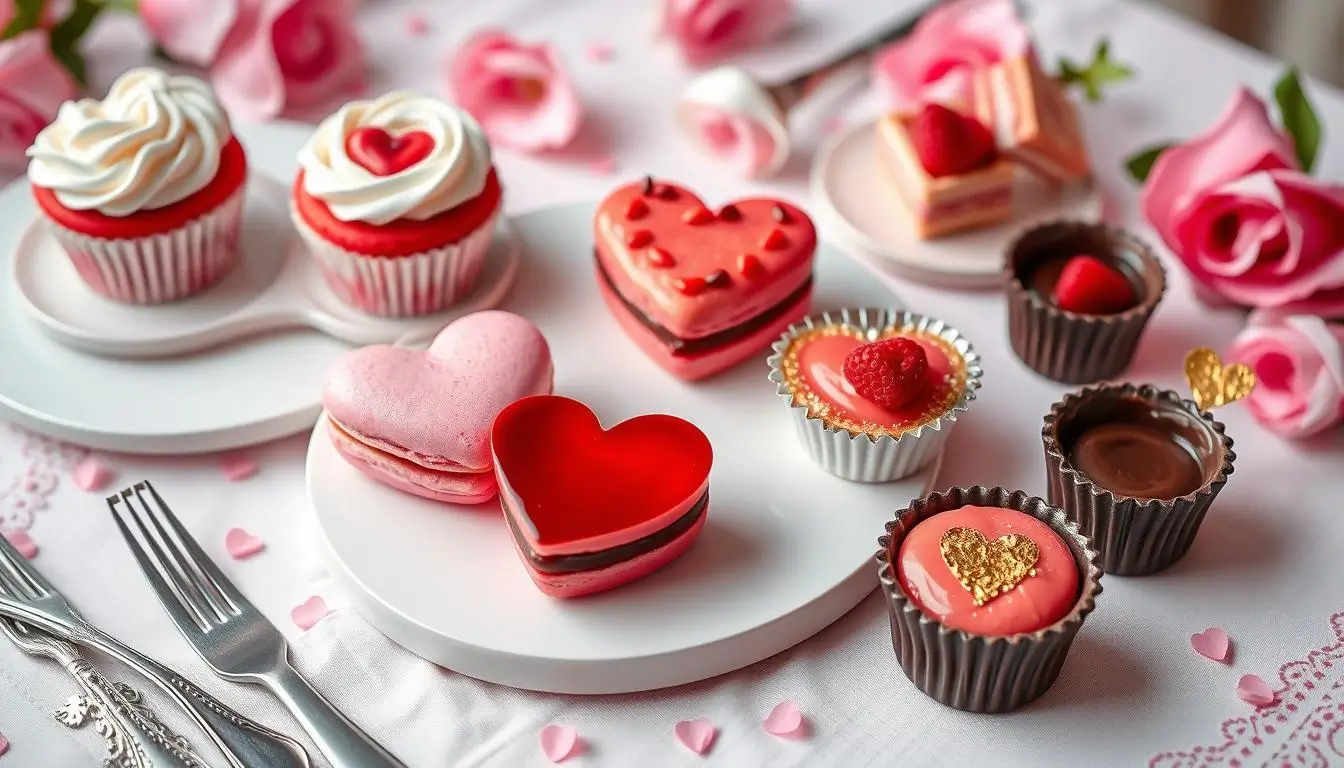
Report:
677,66,788,177
447,30,581,153
0,31,76,170
1142,88,1344,316
657,0,794,64
139,0,239,67
871,0,1031,110
210,0,364,121
1226,311,1344,438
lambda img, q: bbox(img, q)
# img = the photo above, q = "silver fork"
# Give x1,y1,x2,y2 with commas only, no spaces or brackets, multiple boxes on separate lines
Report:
0,522,309,768
109,481,404,768
0,585,208,767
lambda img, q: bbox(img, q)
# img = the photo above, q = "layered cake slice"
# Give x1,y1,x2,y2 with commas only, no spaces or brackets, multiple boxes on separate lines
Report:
972,55,1091,184
877,104,1015,239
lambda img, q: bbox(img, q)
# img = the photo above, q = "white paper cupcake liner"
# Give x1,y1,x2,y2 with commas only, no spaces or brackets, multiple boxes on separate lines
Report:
47,185,245,305
293,207,498,318
767,308,983,482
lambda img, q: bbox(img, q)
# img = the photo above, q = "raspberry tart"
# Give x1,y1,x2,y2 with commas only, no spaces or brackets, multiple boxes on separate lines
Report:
293,91,502,317
767,307,982,482
876,103,1015,239
27,68,247,304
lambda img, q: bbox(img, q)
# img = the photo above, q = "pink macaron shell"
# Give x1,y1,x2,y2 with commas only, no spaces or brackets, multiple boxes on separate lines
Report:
516,509,708,598
323,311,553,474
598,273,812,380
897,505,1079,636
328,419,499,504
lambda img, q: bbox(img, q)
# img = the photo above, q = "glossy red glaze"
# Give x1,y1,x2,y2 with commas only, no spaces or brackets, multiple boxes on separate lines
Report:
345,127,435,176
491,395,713,558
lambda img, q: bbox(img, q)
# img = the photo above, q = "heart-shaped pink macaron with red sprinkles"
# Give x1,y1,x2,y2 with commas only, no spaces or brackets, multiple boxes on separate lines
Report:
323,311,553,504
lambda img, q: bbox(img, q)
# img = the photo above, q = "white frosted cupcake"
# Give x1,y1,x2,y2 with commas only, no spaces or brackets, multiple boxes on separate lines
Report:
292,91,503,317
27,68,247,305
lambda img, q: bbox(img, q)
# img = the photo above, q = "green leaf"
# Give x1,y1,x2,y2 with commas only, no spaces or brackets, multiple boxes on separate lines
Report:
1057,37,1136,103
1273,66,1322,173
1,0,46,39
48,0,103,86
1124,143,1173,183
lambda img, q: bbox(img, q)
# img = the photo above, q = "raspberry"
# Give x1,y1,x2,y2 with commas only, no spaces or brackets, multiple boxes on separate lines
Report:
911,103,998,178
842,337,929,410
1052,255,1138,315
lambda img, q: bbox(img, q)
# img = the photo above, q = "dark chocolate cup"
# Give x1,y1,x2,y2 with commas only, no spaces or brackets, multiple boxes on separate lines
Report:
1005,221,1166,384
875,486,1102,713
1042,383,1236,576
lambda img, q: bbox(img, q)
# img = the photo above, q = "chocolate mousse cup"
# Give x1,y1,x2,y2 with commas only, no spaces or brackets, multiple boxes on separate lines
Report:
1042,383,1236,576
876,486,1102,713
1005,221,1166,384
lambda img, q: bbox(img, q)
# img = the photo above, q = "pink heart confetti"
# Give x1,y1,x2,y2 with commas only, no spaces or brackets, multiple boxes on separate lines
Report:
1190,627,1230,662
219,453,258,482
4,530,37,560
585,42,613,63
763,700,804,737
406,12,430,36
589,155,618,176
0,730,8,756
1235,674,1276,707
291,596,328,630
821,116,845,135
539,724,579,763
72,456,113,492
674,718,716,755
224,528,265,560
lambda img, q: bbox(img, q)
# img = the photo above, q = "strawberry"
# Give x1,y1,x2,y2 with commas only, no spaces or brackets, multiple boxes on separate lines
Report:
1052,255,1138,315
843,337,929,411
910,103,998,178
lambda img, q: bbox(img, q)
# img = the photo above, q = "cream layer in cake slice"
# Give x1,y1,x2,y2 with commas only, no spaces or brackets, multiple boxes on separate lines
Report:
972,55,1091,184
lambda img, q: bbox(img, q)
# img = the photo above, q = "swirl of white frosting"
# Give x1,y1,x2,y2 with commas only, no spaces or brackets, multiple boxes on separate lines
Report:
26,68,233,216
297,91,493,226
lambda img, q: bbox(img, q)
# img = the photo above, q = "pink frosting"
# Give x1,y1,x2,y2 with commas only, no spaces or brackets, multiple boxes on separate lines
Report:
797,332,954,427
897,505,1079,636
323,311,553,474
871,0,1031,110
1141,88,1344,317
1226,311,1344,438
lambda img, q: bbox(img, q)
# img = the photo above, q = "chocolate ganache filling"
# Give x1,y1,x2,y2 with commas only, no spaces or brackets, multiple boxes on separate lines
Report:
595,250,811,357
1061,395,1218,500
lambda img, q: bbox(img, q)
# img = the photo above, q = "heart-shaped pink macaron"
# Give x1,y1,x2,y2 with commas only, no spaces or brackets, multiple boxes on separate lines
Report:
323,311,553,504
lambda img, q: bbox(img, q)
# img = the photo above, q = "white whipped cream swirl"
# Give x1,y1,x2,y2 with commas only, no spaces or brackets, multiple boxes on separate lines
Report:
298,91,493,226
27,68,233,216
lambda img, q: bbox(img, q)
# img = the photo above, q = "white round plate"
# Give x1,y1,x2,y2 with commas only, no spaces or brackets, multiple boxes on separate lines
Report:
811,118,1104,288
0,120,517,454
307,203,945,695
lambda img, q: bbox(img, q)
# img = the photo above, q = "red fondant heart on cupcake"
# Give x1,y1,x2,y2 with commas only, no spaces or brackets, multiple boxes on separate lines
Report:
346,127,435,176
491,395,713,557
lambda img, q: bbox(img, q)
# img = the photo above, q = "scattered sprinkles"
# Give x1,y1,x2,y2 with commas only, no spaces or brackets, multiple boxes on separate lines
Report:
626,197,650,220
682,206,713,225
674,719,716,755
737,253,763,278
641,175,654,195
291,596,329,630
646,247,676,268
225,528,265,560
718,204,741,221
704,269,731,288
763,701,806,738
657,184,679,200
4,530,37,559
761,228,790,251
627,230,654,248
672,276,708,296
72,456,113,492
539,724,580,763
771,205,790,223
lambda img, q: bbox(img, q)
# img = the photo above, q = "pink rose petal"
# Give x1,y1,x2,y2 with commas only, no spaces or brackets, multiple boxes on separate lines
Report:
589,155,617,175
674,718,716,755
539,724,579,763
763,700,804,737
72,456,113,492
224,528,265,560
220,453,258,482
585,42,613,63
291,596,328,630
1190,627,1230,662
406,12,430,36
4,530,37,560
1236,674,1276,707
0,730,8,756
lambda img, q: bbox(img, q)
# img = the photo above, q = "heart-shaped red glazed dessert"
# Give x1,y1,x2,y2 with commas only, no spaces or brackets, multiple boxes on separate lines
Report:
346,127,435,176
593,177,817,381
491,395,713,597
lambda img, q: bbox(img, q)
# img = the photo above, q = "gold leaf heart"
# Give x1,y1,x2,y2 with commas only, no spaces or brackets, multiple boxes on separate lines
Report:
939,527,1040,606
1184,347,1256,412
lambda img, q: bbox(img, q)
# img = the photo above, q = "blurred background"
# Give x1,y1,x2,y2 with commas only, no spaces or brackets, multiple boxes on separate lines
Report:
1153,0,1344,86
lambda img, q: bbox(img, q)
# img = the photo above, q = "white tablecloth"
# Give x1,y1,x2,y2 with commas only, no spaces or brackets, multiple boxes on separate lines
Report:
3,0,1343,766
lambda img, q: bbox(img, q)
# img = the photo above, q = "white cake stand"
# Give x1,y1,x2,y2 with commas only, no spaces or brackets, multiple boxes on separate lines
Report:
811,118,1106,288
306,204,948,694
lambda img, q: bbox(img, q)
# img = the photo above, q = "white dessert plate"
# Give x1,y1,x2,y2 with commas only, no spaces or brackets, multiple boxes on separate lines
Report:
307,203,946,695
811,118,1104,288
11,175,519,358
0,119,516,454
